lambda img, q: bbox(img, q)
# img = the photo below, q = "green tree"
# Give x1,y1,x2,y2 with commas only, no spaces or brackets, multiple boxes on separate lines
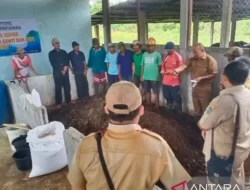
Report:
90,0,102,14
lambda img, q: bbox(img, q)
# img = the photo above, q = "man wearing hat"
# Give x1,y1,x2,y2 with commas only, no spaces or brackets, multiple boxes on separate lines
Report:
68,81,191,190
161,42,184,113
224,46,244,62
105,43,119,86
117,42,133,81
141,37,162,108
49,38,73,108
68,41,89,99
131,40,144,88
87,38,107,95
12,48,39,90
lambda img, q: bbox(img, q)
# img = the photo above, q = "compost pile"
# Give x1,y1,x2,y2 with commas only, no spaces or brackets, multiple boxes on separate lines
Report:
49,96,206,176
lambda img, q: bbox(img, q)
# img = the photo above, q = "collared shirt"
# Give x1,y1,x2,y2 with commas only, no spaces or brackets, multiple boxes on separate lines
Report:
49,49,69,78
68,50,85,75
105,52,119,75
87,47,107,74
200,85,250,162
161,51,183,86
68,123,191,190
117,49,133,77
186,53,218,86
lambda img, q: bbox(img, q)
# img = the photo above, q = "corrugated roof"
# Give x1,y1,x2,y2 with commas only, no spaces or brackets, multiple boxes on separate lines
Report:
91,0,250,25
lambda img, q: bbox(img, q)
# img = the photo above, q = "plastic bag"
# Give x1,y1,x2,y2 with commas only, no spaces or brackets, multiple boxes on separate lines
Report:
26,121,67,178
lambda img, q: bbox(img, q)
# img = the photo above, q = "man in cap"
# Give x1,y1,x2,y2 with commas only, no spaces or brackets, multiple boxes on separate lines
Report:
49,38,73,108
105,43,119,86
68,41,89,100
68,81,191,190
117,42,133,81
141,37,162,108
199,61,250,189
12,48,39,82
176,43,218,121
224,46,244,62
161,42,184,113
131,40,144,88
87,38,107,95
12,48,39,91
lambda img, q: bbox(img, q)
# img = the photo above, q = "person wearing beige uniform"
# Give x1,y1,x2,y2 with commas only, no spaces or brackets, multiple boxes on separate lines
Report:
68,81,191,190
198,61,250,188
224,46,250,89
176,43,218,121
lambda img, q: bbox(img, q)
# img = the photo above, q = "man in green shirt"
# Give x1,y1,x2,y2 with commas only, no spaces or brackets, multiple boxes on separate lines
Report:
131,40,144,88
141,37,162,108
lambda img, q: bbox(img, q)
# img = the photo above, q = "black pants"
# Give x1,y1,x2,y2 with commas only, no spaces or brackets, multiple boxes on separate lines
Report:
162,85,182,107
54,75,71,105
75,74,89,99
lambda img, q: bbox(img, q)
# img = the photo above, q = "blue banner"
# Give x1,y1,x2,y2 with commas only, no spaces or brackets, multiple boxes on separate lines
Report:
0,18,41,57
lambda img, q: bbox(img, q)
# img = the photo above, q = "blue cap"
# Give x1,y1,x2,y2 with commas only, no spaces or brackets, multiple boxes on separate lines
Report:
164,42,175,50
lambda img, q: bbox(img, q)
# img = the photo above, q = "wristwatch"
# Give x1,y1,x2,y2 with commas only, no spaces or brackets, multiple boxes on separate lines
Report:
173,71,179,76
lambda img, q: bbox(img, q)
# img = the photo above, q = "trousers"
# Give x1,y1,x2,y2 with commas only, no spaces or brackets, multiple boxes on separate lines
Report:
192,85,212,116
54,75,71,105
75,74,89,99
162,85,182,107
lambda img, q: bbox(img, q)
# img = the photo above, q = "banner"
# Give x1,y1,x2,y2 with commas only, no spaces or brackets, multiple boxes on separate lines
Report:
0,18,41,57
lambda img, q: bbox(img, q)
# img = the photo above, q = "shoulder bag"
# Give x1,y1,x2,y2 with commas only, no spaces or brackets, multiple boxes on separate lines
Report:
207,94,240,185
96,132,115,190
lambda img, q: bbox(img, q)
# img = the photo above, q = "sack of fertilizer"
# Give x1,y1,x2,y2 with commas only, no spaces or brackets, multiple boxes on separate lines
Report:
26,121,68,178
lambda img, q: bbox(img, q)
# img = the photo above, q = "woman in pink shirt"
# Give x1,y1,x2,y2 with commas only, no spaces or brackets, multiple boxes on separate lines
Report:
12,48,38,83
161,42,184,113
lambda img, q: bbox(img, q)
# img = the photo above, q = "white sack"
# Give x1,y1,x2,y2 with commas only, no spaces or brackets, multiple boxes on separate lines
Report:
26,121,67,178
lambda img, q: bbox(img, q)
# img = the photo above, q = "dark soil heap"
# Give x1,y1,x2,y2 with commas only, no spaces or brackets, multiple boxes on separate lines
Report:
49,96,206,176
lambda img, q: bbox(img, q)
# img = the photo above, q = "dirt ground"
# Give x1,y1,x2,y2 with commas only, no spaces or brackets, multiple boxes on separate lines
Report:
49,96,206,177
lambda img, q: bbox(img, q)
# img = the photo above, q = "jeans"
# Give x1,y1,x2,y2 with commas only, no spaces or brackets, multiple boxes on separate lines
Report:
75,74,89,99
162,85,182,108
54,75,71,105
108,74,119,86
121,75,132,82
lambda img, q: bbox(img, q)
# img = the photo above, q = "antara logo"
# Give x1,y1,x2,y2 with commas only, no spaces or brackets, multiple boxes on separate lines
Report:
171,180,187,190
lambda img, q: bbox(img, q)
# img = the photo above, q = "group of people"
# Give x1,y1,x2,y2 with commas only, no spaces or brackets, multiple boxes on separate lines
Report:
11,35,250,189
67,40,250,190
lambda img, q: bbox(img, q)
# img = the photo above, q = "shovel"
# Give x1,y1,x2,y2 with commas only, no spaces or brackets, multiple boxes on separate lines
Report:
2,124,30,131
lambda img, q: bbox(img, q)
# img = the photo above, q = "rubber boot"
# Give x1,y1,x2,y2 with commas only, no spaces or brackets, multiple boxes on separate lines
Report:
194,115,202,123
166,102,173,109
173,103,182,114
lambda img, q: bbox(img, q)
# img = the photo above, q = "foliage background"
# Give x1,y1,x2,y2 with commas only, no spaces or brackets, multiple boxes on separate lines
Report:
90,0,250,46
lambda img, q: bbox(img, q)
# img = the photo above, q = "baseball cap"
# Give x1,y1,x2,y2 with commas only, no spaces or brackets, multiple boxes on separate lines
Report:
165,42,175,50
51,38,59,45
106,81,142,115
72,41,80,47
16,48,25,54
224,46,244,57
146,37,156,46
108,43,115,48
130,40,142,48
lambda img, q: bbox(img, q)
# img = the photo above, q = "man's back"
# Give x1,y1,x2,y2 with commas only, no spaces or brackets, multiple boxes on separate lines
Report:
68,123,190,190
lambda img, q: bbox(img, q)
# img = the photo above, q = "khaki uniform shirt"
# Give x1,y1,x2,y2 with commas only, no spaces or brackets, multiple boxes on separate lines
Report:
245,76,250,89
186,54,218,86
68,123,191,190
200,85,250,162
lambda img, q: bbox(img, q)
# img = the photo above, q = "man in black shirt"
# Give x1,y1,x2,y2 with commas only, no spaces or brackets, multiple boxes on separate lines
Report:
68,41,89,99
49,38,73,108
